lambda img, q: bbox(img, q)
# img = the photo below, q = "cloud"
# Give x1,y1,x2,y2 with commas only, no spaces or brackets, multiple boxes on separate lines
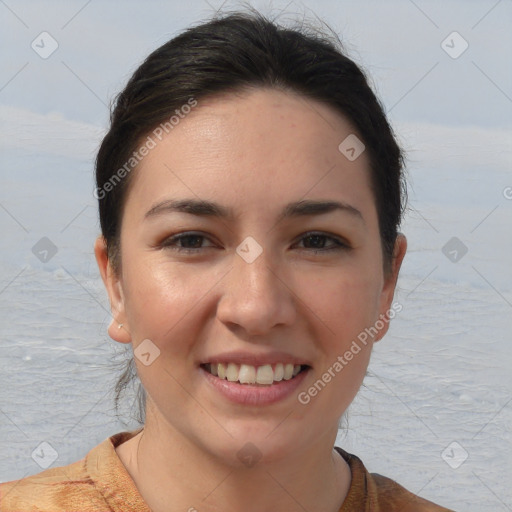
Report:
0,104,105,160
394,120,512,172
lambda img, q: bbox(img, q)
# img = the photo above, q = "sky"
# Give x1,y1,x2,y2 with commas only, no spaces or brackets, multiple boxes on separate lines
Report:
1,0,511,128
1,0,511,157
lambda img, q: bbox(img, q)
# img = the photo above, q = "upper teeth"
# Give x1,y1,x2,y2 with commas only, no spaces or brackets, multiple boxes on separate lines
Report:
208,363,302,385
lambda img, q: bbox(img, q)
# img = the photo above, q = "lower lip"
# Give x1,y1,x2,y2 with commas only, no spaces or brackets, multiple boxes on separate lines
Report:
200,366,310,406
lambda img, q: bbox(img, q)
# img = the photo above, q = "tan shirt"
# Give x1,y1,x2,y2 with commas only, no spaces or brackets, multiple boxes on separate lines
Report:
0,429,453,511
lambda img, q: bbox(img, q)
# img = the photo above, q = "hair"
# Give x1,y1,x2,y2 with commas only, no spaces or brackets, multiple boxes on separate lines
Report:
95,7,408,425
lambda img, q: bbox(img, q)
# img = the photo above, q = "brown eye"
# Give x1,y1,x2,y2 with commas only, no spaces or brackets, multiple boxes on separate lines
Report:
161,232,215,253
296,232,350,253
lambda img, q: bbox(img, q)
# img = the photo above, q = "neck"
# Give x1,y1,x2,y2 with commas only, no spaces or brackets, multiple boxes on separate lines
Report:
118,417,351,512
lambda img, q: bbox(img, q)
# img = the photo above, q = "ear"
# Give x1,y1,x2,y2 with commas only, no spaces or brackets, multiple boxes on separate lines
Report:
374,233,407,342
94,235,131,344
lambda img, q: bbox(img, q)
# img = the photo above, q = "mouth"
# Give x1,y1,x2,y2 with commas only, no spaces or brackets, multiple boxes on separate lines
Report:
200,362,311,386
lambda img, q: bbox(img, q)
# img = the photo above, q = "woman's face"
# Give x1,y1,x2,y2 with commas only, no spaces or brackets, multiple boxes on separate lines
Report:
97,88,406,464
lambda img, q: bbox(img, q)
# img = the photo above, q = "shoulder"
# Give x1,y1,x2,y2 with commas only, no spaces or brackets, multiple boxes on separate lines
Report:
335,447,454,511
368,472,453,511
0,458,103,511
0,430,144,511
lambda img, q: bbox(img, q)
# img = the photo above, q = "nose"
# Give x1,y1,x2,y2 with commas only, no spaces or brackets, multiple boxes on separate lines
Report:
216,245,297,337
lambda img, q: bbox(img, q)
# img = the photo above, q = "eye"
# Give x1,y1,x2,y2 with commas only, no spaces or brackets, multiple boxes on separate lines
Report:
294,232,350,253
160,232,216,254
159,231,350,255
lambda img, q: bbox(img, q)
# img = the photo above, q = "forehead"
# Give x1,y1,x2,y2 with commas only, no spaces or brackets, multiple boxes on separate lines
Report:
125,87,375,221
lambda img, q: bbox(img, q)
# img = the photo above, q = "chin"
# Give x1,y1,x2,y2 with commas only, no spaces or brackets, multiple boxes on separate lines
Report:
205,415,314,467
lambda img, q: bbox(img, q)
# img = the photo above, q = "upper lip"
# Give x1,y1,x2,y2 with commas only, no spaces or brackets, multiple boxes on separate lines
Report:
200,350,311,367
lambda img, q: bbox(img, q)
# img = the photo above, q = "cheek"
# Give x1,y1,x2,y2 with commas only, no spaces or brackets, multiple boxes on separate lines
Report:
299,273,378,417
121,259,217,351
300,266,383,345
121,262,217,408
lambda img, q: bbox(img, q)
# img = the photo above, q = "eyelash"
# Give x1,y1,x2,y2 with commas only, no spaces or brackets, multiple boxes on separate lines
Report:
159,231,350,255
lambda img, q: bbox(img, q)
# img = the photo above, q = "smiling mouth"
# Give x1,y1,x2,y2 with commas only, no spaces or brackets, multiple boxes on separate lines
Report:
201,363,310,386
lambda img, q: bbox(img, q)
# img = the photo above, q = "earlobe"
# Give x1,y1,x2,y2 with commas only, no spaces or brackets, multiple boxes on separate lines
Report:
94,235,131,344
107,316,131,344
374,233,407,342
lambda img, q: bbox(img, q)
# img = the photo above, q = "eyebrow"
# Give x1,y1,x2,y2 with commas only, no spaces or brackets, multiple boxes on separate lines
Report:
144,198,365,224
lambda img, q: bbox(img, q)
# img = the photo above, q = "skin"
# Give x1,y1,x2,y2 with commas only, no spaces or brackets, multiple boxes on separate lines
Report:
95,87,407,512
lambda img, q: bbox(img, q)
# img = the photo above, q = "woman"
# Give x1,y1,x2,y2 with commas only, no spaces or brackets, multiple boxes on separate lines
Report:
0,9,453,512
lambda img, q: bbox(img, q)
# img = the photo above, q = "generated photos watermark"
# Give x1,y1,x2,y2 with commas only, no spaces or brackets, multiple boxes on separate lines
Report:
298,302,403,405
94,97,198,200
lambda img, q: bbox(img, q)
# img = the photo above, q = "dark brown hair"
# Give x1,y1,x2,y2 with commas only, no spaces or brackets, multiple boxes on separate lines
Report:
95,7,407,424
